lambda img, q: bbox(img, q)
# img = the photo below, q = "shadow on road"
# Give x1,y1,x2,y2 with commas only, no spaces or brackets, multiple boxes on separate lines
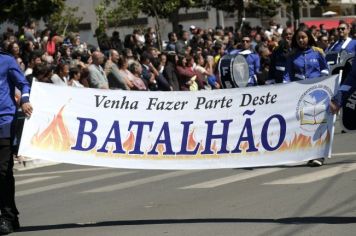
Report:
18,217,356,232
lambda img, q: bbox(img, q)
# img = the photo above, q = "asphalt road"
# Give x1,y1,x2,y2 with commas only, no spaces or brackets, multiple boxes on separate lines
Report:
10,128,356,236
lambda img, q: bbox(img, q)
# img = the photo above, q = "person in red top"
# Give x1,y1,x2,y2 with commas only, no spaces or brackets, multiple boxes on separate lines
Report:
176,54,197,91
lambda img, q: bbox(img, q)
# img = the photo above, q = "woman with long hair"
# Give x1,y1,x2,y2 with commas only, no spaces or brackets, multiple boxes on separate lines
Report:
285,27,329,167
285,27,329,82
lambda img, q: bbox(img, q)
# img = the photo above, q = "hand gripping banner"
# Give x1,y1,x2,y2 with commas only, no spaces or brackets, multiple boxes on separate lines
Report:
19,75,339,170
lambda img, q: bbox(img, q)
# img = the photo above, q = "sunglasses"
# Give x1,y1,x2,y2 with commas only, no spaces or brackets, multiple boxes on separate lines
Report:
337,27,346,31
242,39,250,43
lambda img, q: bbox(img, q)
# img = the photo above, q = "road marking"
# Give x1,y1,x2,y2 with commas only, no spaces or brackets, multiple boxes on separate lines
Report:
263,163,356,185
331,152,356,157
83,170,198,193
15,176,59,186
14,167,111,177
16,171,134,197
181,168,284,189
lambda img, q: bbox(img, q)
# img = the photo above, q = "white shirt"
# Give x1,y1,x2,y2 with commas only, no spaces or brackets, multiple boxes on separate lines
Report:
51,73,69,86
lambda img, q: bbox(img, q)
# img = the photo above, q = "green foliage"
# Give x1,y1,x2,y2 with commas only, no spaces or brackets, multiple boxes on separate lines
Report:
249,0,282,17
207,0,244,13
95,0,199,27
0,0,65,27
47,5,83,36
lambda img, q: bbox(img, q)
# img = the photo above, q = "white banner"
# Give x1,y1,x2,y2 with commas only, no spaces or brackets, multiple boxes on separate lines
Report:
19,75,339,169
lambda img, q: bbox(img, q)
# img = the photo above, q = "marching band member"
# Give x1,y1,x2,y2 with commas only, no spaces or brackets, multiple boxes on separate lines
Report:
285,27,330,167
0,51,32,234
231,35,260,86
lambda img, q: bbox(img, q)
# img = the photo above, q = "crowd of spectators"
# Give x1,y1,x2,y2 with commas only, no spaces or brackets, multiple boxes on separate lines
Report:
1,18,356,92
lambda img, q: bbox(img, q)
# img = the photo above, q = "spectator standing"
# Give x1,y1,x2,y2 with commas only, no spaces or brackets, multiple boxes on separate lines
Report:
51,63,69,86
163,52,179,91
176,30,190,54
140,53,159,91
21,41,35,67
166,32,178,52
88,51,108,89
110,31,123,53
105,49,129,90
31,62,53,84
176,54,197,91
317,35,329,51
7,42,21,59
128,61,147,91
24,50,44,77
68,67,84,88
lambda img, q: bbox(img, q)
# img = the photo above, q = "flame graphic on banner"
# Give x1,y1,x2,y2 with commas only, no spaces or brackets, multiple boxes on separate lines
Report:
187,130,198,151
123,131,135,152
211,141,218,153
278,132,330,151
157,144,165,155
31,105,73,151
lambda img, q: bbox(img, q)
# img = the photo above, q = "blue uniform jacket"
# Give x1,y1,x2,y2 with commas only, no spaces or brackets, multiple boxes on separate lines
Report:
0,52,30,138
285,47,329,82
326,37,356,54
335,45,356,106
268,42,291,83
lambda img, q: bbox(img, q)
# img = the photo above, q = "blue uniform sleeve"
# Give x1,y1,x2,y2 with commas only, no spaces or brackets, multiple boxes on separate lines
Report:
318,52,329,76
268,51,277,81
341,44,356,91
254,54,260,75
7,56,31,104
333,46,356,106
284,56,292,83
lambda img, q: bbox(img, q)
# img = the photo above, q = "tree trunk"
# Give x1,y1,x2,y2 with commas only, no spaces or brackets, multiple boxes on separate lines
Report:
292,0,300,30
153,10,163,51
236,0,244,30
169,9,180,33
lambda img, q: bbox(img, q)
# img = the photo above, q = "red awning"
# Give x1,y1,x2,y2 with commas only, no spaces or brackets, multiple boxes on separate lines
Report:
303,18,355,30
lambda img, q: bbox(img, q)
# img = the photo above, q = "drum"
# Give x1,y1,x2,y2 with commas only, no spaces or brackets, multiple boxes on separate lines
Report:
341,87,356,132
218,54,249,88
326,51,355,77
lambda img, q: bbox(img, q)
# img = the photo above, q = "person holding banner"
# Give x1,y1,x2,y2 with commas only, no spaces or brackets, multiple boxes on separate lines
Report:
0,51,33,234
285,27,329,83
285,27,330,166
330,45,356,118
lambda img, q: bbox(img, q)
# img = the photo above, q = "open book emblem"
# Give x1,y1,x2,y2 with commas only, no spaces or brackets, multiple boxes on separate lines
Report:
300,96,328,125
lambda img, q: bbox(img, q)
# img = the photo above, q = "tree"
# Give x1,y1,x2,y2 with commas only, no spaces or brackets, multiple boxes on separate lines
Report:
0,0,65,28
206,0,244,29
282,0,329,29
47,5,83,36
206,0,282,30
95,0,200,51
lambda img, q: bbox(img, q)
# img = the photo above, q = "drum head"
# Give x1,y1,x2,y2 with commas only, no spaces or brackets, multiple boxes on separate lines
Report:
232,54,250,87
340,89,356,132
